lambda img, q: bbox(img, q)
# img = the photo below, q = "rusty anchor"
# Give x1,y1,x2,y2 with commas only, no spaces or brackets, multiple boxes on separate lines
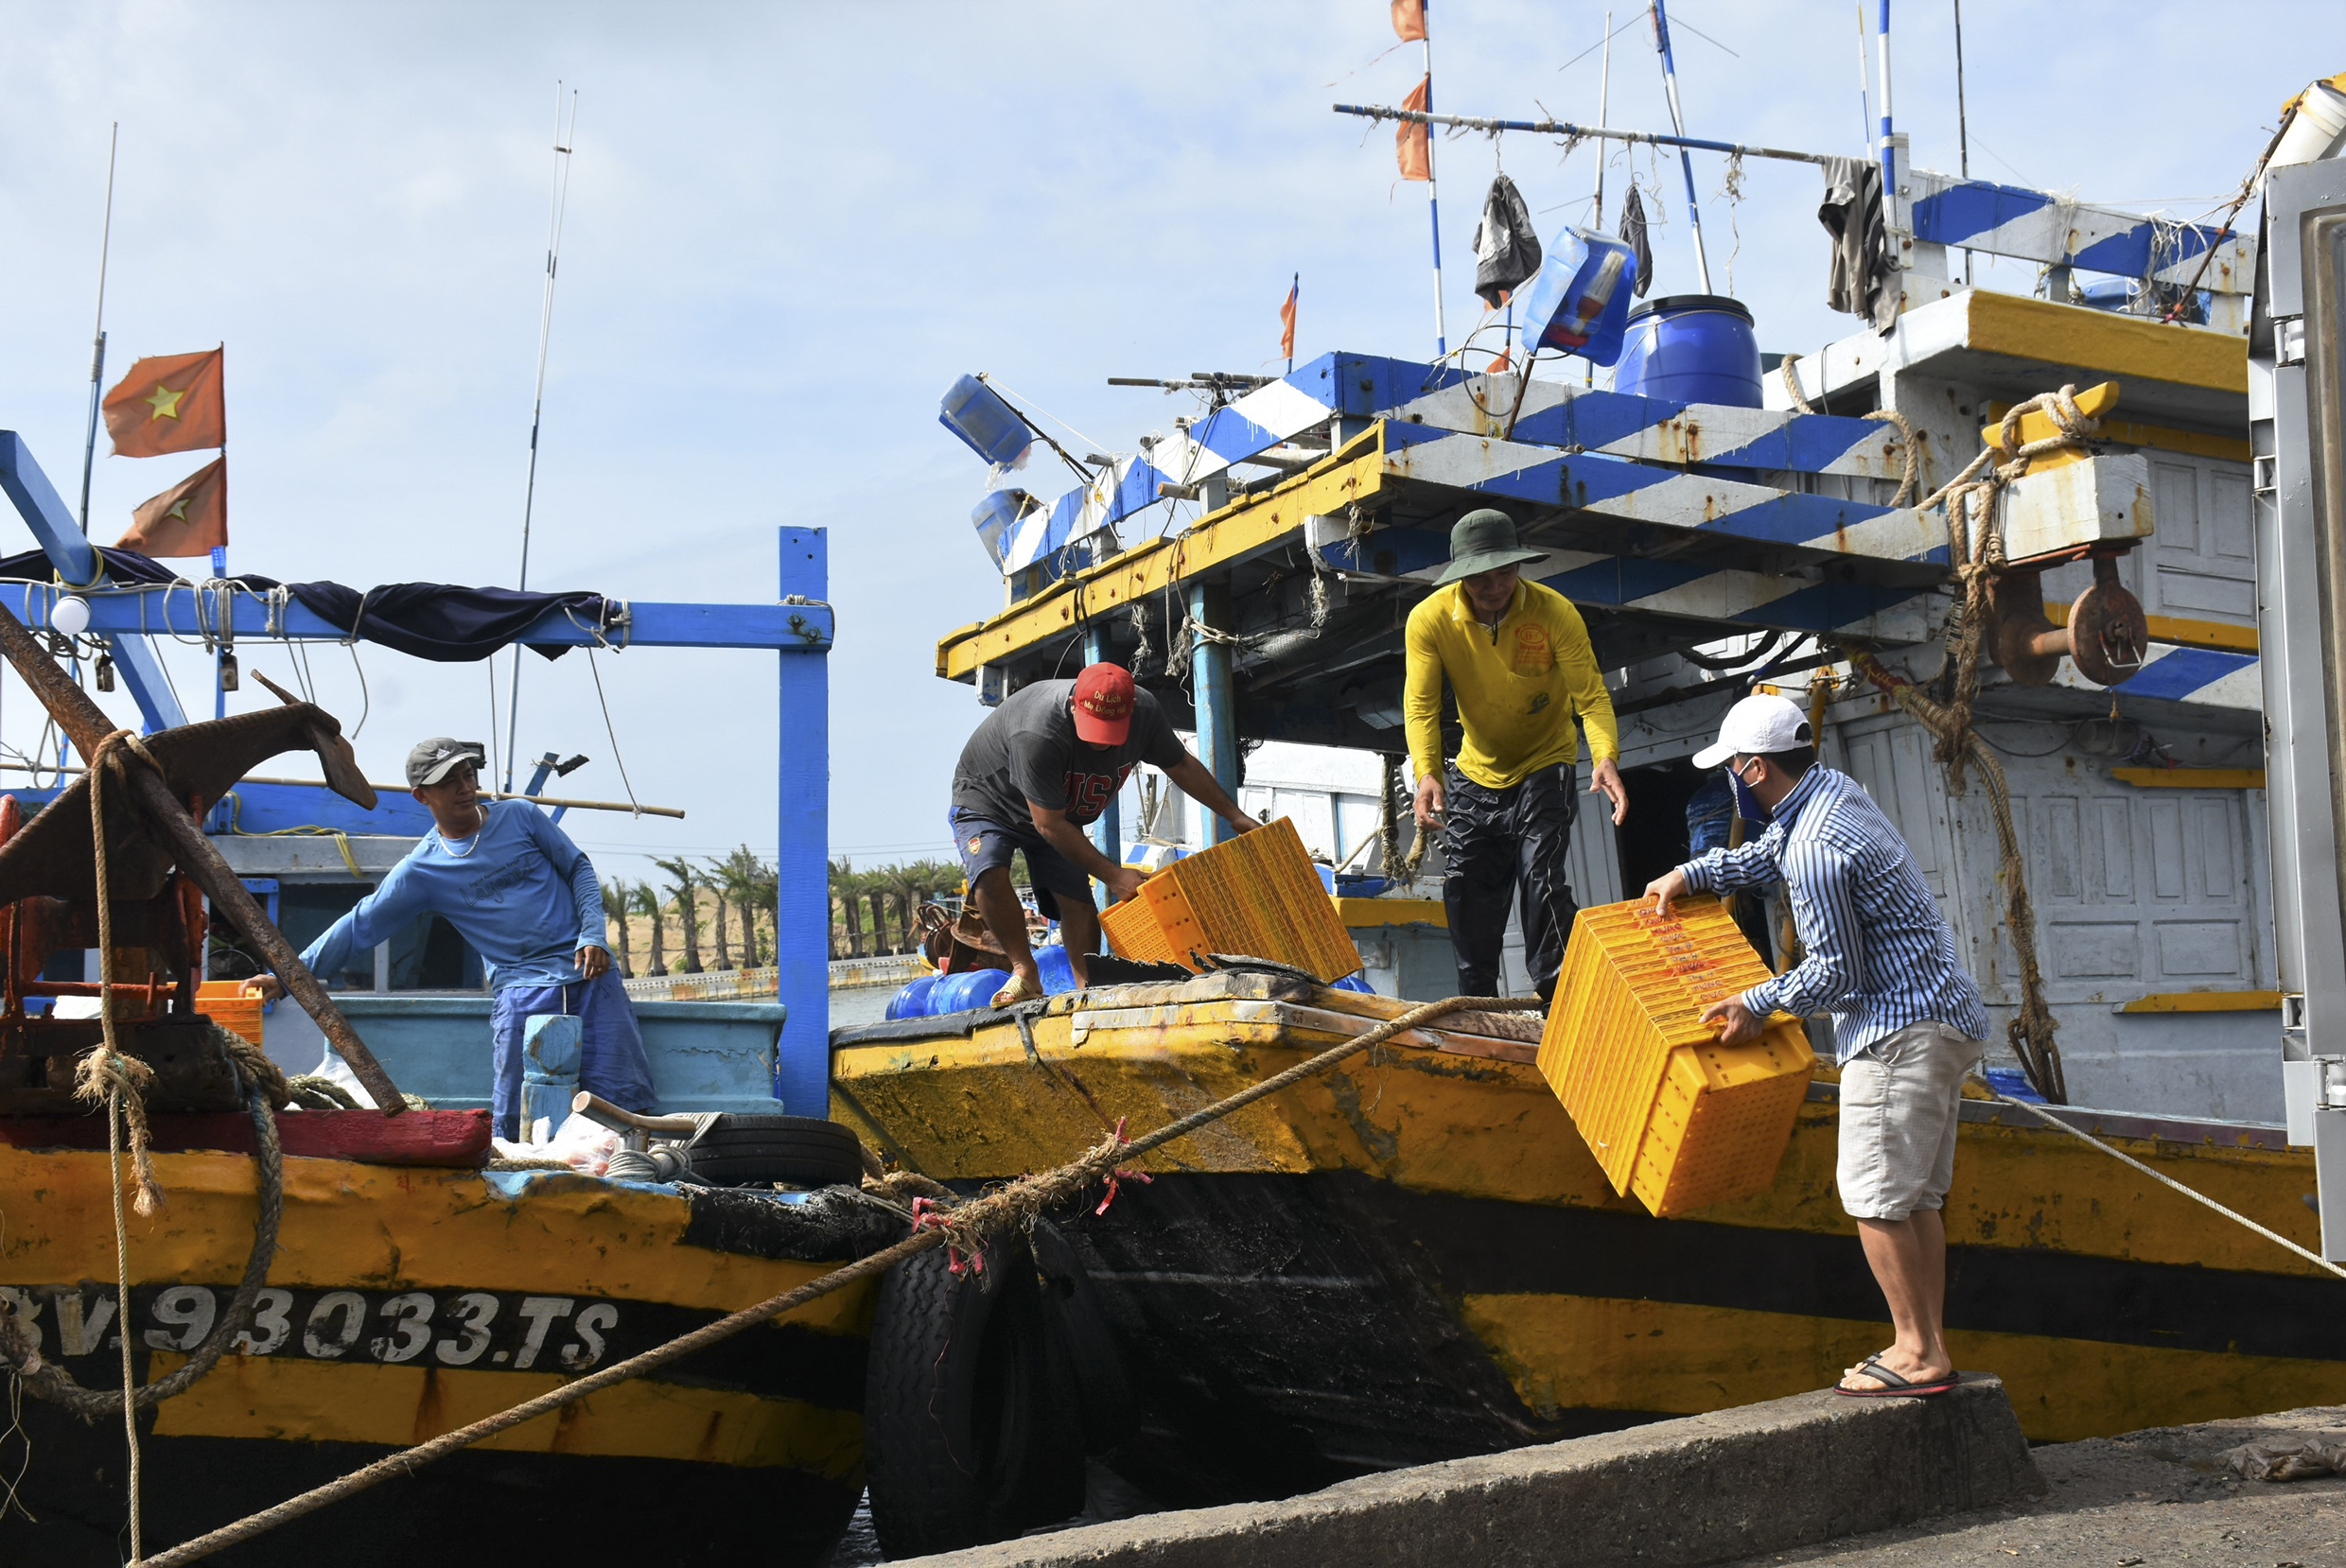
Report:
1987,549,2150,688
0,602,408,1114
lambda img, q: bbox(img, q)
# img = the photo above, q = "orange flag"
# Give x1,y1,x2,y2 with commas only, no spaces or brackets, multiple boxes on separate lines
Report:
1391,0,1426,42
118,457,227,557
1396,76,1431,181
1279,274,1299,362
102,347,225,458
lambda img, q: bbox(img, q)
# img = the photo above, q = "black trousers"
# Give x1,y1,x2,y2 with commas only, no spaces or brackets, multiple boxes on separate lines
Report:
1442,761,1580,1004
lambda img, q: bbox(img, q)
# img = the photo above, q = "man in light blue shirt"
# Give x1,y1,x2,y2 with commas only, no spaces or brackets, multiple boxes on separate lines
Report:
1647,694,1988,1402
248,737,655,1137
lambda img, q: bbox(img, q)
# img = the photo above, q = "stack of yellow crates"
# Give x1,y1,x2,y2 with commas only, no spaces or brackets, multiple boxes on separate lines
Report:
1537,896,1814,1216
196,979,267,1048
1101,817,1361,982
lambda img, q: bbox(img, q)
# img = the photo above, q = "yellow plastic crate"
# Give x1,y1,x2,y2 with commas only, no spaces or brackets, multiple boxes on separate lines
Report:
1101,817,1361,981
1537,896,1814,1216
195,979,266,1048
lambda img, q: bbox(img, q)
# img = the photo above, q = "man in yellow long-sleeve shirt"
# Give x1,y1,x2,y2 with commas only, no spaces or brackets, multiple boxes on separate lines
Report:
1406,509,1627,1003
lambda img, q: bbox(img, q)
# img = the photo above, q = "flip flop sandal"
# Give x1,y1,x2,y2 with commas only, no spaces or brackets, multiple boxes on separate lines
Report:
1833,1356,1960,1398
989,974,1046,1008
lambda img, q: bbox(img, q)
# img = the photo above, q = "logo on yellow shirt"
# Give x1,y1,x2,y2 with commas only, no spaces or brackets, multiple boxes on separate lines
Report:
1511,623,1552,675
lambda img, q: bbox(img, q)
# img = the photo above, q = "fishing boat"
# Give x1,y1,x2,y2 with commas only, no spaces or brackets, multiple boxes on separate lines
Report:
0,402,883,1560
842,36,2346,1533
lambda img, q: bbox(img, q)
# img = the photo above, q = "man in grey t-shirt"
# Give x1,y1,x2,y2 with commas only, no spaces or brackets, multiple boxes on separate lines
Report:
949,663,1258,1004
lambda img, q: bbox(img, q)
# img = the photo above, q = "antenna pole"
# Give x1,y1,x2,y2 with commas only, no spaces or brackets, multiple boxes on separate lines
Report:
1589,13,1612,387
504,83,578,793
78,123,119,537
1423,1,1447,359
1854,2,1872,153
1649,1,1712,292
1875,0,1895,205
1952,0,1971,286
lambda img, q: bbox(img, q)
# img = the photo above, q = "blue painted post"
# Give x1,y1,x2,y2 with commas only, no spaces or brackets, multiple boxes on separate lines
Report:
1082,625,1120,874
518,1012,583,1142
1187,581,1240,845
0,432,186,733
774,528,830,1118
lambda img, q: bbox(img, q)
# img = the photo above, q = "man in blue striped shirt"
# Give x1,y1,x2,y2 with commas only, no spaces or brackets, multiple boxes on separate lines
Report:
1646,694,1989,1400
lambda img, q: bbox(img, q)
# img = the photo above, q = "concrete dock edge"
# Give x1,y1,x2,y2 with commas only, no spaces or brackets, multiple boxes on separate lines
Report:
898,1375,2046,1568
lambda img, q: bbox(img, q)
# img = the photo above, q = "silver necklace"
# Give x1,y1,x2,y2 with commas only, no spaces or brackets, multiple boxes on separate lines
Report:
440,809,488,859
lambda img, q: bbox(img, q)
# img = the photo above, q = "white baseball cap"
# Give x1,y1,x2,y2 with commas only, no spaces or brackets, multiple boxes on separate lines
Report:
1692,693,1812,769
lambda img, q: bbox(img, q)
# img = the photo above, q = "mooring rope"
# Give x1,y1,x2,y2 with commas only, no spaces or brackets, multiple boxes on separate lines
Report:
1969,1076,2346,1282
1841,648,2066,1105
130,991,1539,1568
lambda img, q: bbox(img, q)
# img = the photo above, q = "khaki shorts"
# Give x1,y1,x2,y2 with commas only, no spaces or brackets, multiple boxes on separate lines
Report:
1836,1020,1985,1222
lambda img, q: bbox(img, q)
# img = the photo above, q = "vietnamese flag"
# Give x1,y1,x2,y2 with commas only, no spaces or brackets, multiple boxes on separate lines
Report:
102,347,225,458
1279,274,1299,362
1396,76,1431,182
118,457,227,557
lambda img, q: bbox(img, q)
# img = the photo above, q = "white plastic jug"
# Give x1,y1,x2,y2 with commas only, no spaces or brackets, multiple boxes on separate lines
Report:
2270,80,2346,177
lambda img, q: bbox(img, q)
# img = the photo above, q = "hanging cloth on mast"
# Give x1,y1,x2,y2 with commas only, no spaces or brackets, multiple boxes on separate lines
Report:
1617,185,1654,299
1471,174,1542,307
1818,157,1899,333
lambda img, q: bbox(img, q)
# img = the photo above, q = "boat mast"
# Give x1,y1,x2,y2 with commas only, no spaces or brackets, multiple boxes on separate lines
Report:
505,82,579,793
77,123,119,537
1649,0,1712,292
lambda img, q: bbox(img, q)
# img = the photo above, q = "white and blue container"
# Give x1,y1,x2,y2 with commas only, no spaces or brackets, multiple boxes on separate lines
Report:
971,489,1037,570
1614,295,1762,409
1517,228,1641,366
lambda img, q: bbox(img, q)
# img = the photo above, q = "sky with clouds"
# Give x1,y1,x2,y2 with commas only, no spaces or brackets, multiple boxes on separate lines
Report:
0,0,2322,889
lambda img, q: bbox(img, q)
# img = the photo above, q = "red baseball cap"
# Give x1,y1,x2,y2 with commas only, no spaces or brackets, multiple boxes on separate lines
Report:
1071,663,1136,743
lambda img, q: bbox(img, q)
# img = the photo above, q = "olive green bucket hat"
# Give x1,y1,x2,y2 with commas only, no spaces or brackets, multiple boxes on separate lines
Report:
1434,509,1549,585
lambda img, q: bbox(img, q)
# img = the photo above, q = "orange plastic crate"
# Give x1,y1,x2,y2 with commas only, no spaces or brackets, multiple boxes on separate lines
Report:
196,979,266,1048
1101,817,1360,981
1537,896,1813,1215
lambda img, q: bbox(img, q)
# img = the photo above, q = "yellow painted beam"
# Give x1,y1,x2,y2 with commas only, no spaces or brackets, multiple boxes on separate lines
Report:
2117,989,2284,1014
1335,896,1447,928
2110,766,2267,789
2042,601,2258,654
1965,292,2248,397
935,427,1392,682
1986,399,2250,465
1980,380,2120,470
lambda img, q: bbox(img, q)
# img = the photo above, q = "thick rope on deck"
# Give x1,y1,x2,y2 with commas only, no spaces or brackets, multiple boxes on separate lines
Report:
1,731,291,1421
1843,648,2066,1105
131,991,1541,1568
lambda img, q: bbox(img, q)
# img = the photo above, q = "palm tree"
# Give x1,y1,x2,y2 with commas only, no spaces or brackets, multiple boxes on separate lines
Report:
746,856,779,967
651,856,703,974
632,880,669,976
714,846,772,968
602,876,635,978
705,861,734,970
830,858,863,957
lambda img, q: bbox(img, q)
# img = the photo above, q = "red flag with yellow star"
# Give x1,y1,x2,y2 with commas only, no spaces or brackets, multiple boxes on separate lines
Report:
118,457,227,557
102,347,225,458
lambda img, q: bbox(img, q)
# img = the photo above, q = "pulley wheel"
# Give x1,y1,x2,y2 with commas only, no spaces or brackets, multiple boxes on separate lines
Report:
2067,556,2150,688
1987,571,2062,687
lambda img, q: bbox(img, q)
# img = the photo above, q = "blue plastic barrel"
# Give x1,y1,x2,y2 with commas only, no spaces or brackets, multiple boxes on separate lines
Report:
927,968,1010,1015
1330,973,1375,994
938,375,1034,468
971,489,1035,570
1614,295,1762,409
1034,944,1080,995
886,975,939,1019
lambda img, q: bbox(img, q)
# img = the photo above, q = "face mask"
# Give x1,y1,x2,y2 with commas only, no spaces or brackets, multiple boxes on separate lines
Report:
1729,762,1771,826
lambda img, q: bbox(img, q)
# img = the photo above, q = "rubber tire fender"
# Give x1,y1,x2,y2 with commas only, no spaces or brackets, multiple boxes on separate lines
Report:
682,1114,865,1188
864,1231,1087,1556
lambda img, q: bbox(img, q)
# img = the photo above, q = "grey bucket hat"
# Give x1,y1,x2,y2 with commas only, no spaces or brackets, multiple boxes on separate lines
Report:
1434,509,1549,585
406,737,486,788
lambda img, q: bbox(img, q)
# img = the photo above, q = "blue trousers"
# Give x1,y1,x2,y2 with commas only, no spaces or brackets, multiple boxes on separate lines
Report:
491,969,657,1140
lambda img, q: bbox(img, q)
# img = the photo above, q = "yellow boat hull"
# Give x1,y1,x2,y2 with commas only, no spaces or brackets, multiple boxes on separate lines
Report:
0,1141,888,1567
832,975,2336,1501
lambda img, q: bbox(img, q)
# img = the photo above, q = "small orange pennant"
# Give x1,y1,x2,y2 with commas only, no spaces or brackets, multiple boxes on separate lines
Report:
1391,0,1427,43
118,457,227,557
1279,275,1299,361
1397,75,1431,182
102,347,225,458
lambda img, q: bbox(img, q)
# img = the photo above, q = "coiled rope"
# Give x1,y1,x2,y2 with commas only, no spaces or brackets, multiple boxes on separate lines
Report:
0,732,291,1560
130,991,1539,1568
